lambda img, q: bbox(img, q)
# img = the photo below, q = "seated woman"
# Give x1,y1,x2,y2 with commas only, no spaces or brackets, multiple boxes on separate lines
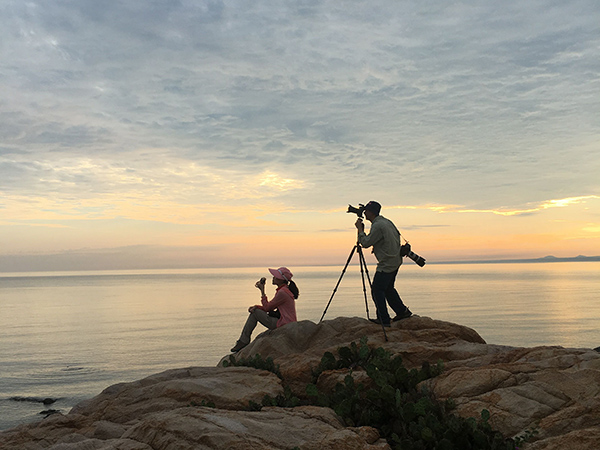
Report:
230,267,299,353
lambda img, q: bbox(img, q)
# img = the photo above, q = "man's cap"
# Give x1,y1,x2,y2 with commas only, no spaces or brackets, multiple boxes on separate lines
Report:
364,201,381,215
268,267,293,281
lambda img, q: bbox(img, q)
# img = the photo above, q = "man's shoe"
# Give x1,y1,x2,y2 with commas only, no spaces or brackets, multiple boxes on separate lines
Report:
230,341,248,353
392,308,412,321
369,318,391,327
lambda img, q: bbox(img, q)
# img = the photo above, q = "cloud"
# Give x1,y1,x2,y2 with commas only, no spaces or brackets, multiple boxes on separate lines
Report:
386,195,600,217
258,171,304,191
1,0,599,268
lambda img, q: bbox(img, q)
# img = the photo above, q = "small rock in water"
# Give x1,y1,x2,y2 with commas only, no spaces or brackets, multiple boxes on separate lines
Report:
9,396,58,404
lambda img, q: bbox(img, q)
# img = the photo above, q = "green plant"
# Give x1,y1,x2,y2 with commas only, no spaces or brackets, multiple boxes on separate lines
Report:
223,339,525,449
247,400,262,411
190,399,216,408
513,426,539,448
262,386,301,408
306,338,518,450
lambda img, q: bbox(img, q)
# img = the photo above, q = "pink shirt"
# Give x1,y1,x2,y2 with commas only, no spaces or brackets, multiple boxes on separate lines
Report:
258,285,297,327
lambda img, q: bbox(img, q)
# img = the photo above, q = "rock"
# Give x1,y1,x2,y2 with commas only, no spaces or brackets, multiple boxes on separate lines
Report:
525,426,600,450
122,406,388,450
91,421,128,440
70,366,284,423
1,316,599,450
225,316,600,449
0,413,94,450
9,396,58,405
223,316,488,394
425,345,600,442
0,362,387,449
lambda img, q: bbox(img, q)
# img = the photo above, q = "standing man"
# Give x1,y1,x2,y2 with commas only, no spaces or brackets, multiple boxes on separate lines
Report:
355,201,412,326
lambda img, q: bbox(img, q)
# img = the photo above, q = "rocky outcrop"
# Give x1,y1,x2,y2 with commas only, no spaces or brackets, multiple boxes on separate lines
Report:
224,315,489,395
1,316,599,449
69,367,285,422
425,346,600,440
0,365,387,450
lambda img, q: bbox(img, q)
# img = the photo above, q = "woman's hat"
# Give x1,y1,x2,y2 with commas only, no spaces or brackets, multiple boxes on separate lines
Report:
268,267,293,281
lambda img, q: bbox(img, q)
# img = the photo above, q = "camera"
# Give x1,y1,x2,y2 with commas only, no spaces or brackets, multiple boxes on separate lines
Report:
407,250,426,267
401,242,426,267
347,204,366,217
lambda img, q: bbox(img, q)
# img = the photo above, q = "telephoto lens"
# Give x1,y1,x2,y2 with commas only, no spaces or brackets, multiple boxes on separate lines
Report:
407,251,426,267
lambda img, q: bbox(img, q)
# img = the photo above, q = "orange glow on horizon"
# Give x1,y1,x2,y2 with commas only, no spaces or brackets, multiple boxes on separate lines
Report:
1,192,599,268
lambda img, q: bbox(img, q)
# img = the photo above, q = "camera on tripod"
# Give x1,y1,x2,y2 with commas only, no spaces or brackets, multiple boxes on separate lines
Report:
347,204,366,218
348,203,426,267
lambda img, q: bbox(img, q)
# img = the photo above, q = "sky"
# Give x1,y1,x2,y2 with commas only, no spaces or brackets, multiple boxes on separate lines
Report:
1,0,599,272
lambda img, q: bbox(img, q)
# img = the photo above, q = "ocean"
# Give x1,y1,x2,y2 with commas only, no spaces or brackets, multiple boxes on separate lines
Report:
1,262,599,431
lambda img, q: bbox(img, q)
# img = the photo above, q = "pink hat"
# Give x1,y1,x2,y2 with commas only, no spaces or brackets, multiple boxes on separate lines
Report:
268,267,293,281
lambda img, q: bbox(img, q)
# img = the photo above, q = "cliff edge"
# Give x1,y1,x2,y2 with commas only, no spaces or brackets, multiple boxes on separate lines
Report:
1,316,599,449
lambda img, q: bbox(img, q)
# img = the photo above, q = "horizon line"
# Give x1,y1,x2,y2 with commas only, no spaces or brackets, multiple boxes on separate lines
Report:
429,255,600,265
1,255,599,276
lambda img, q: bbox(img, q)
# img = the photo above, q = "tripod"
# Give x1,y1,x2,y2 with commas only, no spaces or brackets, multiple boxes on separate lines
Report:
319,240,389,341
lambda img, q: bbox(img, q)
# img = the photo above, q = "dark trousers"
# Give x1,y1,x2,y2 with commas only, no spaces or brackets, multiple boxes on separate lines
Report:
371,269,407,323
238,309,278,345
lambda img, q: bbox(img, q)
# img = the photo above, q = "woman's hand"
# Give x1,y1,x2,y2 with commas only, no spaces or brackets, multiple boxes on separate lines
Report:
248,305,258,313
255,279,266,295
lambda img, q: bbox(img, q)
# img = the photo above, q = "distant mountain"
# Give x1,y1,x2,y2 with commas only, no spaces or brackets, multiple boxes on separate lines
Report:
536,255,600,262
433,255,600,265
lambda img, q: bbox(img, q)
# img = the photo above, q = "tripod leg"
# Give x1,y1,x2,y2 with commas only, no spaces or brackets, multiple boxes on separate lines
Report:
320,245,357,323
357,246,388,342
357,247,371,319
361,250,373,289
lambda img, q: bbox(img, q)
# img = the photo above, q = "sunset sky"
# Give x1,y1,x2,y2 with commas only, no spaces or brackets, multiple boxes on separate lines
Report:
1,1,599,272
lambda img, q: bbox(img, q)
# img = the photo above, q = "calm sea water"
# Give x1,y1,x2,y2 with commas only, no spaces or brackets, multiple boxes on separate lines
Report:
1,262,599,431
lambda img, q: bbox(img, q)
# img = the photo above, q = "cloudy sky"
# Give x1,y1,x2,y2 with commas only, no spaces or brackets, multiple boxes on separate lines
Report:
1,0,599,271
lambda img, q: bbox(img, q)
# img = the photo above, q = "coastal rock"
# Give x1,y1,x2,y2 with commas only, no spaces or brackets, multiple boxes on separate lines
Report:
9,397,58,405
0,406,387,450
122,406,388,450
226,316,600,449
0,363,387,449
1,316,599,450
224,316,488,394
70,366,284,423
